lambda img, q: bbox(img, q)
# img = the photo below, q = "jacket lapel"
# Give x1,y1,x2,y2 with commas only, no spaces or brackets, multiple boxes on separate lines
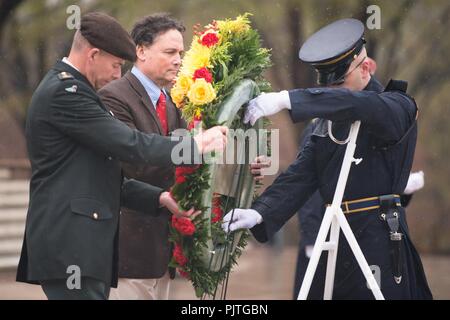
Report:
165,96,179,135
124,71,164,135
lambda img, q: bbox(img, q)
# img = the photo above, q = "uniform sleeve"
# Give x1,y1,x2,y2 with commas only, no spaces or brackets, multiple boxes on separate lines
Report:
294,123,325,245
288,88,417,144
297,190,325,246
121,178,163,215
297,121,315,156
50,81,197,166
250,134,319,242
99,86,149,180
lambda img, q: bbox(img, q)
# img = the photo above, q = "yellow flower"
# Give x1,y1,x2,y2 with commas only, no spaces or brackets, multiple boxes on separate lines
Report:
170,86,185,108
187,78,216,105
195,108,202,119
171,72,195,108
175,74,193,94
179,38,212,76
217,13,251,34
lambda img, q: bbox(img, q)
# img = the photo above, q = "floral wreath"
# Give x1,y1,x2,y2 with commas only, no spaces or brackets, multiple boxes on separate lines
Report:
168,13,271,298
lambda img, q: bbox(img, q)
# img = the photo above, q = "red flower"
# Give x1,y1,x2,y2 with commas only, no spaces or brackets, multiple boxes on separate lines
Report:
193,67,213,83
187,120,195,130
172,216,196,236
174,166,199,185
212,206,223,223
211,194,223,223
173,243,188,266
176,166,199,177
200,31,219,47
175,175,186,184
178,269,190,279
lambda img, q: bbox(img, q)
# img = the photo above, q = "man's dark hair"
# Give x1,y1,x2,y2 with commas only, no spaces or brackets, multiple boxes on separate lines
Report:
131,13,185,46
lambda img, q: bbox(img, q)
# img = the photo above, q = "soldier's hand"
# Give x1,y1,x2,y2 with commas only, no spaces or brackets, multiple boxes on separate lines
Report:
193,125,228,154
159,191,200,219
244,91,291,125
222,208,263,233
250,155,271,182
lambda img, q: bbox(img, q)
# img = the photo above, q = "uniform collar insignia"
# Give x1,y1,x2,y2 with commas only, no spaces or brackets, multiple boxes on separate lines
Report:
65,85,78,93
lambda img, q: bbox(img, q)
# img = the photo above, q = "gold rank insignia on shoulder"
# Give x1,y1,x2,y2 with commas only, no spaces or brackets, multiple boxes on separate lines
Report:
65,85,77,93
57,72,74,80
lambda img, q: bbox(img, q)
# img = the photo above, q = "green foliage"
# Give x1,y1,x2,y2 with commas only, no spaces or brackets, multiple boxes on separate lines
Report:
201,35,271,129
169,14,272,298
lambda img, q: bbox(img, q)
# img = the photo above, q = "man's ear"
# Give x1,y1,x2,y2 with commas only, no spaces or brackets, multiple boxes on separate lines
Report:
361,60,371,79
135,45,147,62
87,48,100,62
366,57,377,75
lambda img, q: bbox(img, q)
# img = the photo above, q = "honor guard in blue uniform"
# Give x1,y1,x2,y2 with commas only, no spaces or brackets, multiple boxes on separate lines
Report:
223,18,432,299
292,124,427,299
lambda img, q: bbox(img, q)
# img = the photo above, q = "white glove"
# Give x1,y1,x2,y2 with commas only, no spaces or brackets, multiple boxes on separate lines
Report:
403,171,425,195
244,90,291,125
305,245,314,259
221,208,263,233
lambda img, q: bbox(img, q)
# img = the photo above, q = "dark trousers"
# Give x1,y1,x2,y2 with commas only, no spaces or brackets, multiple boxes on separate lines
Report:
293,211,433,300
41,277,110,300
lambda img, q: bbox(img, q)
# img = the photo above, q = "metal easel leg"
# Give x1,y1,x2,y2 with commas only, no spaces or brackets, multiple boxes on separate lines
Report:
323,214,341,299
297,206,334,300
297,121,385,300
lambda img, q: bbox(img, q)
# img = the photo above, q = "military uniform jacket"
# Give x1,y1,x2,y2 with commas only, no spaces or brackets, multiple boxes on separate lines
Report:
16,61,194,287
99,71,186,279
252,77,413,239
251,77,432,299
296,120,415,248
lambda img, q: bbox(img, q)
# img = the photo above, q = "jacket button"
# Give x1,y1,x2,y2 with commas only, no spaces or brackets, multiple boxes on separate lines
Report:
107,156,112,161
93,213,99,220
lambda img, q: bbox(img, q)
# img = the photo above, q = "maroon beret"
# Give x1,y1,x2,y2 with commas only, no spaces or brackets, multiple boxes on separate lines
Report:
80,12,136,61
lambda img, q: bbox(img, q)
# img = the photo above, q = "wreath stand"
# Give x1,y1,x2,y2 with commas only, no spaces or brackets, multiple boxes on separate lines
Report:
297,121,385,300
200,79,265,299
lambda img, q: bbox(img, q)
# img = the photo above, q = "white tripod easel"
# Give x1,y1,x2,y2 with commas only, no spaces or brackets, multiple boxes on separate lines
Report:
297,121,384,300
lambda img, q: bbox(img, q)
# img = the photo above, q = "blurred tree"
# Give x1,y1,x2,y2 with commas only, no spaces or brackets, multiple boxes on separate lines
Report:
0,0,25,40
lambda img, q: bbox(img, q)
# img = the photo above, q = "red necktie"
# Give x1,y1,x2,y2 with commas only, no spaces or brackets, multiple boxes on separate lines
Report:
156,91,168,135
